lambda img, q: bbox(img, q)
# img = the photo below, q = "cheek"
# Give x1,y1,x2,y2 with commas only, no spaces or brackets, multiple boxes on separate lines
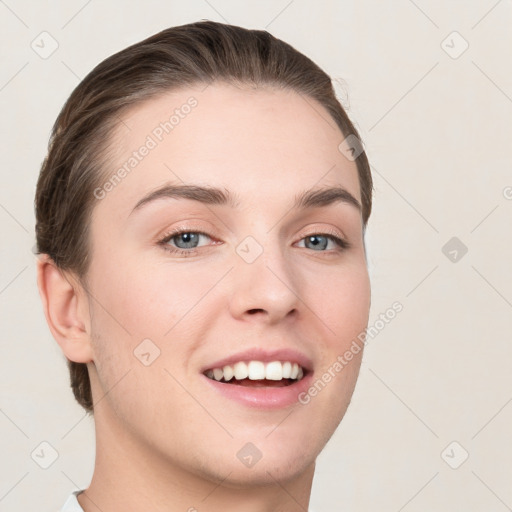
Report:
310,259,371,344
303,260,370,409
86,255,220,400
92,253,217,340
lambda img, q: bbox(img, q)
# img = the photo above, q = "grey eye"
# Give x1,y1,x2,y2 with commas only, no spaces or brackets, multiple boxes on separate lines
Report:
170,232,202,249
303,235,329,251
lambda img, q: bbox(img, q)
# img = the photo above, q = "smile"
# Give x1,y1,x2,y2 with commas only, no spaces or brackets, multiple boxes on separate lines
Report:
201,348,314,409
204,360,305,387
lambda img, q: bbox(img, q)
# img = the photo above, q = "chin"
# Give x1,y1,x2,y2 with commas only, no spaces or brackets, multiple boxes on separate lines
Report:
205,455,316,489
183,434,320,489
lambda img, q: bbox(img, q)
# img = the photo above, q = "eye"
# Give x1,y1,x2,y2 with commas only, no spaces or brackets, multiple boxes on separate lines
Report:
158,229,214,256
157,228,350,257
168,232,206,249
297,233,350,252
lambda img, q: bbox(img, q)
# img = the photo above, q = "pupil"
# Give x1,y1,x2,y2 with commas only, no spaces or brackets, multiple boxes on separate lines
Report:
307,235,327,250
176,232,199,248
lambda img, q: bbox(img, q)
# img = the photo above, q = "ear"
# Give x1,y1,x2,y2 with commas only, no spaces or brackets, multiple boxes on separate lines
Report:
36,254,94,363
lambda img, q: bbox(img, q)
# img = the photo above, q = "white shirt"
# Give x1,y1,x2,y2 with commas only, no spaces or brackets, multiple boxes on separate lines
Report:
61,490,85,511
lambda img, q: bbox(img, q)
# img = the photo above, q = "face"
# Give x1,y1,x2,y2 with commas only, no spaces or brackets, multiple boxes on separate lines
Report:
84,83,371,486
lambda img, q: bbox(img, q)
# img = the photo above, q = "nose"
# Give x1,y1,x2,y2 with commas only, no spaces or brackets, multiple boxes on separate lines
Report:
228,241,300,325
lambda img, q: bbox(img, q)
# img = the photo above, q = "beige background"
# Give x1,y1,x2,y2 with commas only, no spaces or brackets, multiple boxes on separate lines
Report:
1,1,511,510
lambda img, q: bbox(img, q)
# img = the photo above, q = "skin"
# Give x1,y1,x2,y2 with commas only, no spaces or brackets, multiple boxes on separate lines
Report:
37,83,371,511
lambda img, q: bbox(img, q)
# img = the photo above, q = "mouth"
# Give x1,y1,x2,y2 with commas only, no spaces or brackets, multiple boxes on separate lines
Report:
200,347,313,409
203,360,306,388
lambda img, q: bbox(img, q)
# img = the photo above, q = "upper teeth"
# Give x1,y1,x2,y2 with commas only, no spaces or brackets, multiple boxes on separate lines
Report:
206,361,304,382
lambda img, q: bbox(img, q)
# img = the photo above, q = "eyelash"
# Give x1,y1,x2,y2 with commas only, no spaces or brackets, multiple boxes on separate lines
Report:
157,228,351,257
157,228,218,257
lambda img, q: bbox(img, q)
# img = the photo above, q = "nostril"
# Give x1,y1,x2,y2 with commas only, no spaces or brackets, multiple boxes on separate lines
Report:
247,308,265,315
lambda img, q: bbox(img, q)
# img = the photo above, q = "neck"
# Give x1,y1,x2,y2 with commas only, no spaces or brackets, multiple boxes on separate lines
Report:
77,403,315,512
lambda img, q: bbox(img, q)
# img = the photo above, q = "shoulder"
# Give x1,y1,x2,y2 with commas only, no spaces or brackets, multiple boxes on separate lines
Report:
60,490,85,511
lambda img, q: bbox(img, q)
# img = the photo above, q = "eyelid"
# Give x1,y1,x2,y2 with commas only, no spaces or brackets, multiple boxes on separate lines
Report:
159,227,210,243
156,224,347,243
155,222,217,243
295,225,349,245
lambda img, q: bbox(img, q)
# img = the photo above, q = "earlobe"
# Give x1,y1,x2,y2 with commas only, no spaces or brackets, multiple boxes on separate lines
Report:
36,254,94,364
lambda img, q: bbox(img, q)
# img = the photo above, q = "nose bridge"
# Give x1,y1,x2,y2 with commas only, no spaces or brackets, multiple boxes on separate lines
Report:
228,230,300,321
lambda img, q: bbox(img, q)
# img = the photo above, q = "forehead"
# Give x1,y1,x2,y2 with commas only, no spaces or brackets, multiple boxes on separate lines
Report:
96,83,361,219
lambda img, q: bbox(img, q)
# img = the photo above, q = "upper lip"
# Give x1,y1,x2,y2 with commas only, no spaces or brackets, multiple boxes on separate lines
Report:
201,347,313,374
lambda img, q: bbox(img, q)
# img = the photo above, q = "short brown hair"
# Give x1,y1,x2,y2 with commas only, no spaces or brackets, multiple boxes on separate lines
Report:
35,20,373,414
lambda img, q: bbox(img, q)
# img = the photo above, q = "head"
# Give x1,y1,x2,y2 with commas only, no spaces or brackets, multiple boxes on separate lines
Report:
35,20,372,486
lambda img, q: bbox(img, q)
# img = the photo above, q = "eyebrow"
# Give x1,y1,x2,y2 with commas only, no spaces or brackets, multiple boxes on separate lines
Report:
129,183,362,215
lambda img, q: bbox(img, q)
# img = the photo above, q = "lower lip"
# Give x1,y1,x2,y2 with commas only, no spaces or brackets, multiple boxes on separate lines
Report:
201,372,314,409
